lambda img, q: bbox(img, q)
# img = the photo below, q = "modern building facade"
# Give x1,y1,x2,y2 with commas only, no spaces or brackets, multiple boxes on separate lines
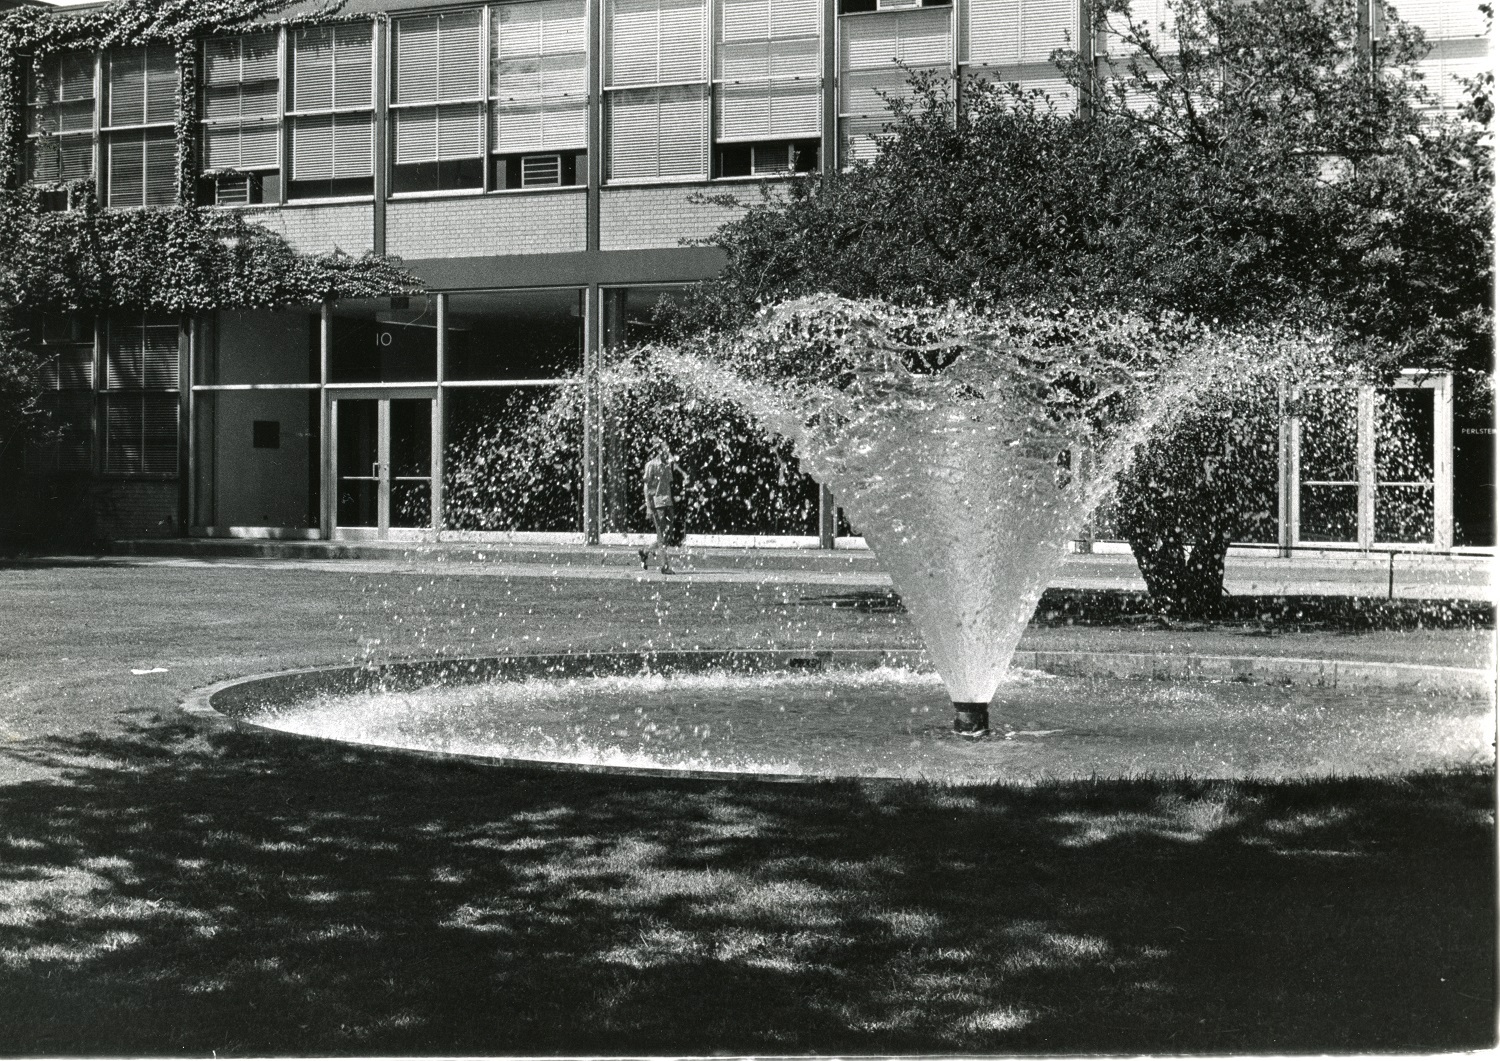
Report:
6,0,1493,551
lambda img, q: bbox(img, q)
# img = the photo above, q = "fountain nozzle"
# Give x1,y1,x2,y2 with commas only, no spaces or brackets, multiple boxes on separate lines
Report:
952,701,990,737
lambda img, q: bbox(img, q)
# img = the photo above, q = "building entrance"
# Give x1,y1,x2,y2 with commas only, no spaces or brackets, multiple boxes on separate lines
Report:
331,393,435,538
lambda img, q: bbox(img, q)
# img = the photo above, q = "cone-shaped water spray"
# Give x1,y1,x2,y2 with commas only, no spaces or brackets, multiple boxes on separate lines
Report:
649,296,1281,733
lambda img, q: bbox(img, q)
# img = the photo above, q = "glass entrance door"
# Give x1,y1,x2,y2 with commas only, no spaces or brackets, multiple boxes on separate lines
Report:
333,395,434,537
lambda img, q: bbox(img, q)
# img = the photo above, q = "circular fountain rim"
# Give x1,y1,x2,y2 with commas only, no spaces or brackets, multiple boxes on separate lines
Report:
180,648,1493,783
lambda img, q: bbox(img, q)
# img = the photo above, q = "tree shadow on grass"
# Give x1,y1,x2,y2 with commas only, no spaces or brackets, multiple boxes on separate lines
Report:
0,724,1493,1056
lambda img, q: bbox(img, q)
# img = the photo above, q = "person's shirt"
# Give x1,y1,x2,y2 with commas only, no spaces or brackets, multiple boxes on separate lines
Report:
643,455,679,508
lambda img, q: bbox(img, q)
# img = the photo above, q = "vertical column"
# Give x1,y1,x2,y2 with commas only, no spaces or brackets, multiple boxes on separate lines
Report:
1277,378,1291,557
373,16,389,255
584,0,604,544
91,318,105,478
587,0,603,253
179,314,194,535
319,302,335,537
1356,385,1376,551
1434,373,1454,550
278,26,291,205
1287,396,1302,547
821,0,838,175
432,293,447,534
1079,0,1097,117
378,398,392,536
818,485,836,548
583,284,603,543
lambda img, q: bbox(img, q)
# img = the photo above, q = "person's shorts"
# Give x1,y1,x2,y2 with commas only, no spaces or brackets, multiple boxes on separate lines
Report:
652,505,684,546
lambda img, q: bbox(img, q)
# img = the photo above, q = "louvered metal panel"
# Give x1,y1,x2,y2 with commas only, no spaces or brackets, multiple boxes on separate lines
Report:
291,114,335,178
395,15,441,103
717,77,820,140
332,112,374,176
841,7,951,69
333,24,374,108
107,133,145,207
437,10,484,100
609,0,707,85
144,130,175,204
610,84,708,177
108,48,146,126
293,27,335,111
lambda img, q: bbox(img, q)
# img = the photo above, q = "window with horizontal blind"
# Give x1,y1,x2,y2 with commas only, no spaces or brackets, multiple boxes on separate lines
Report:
25,51,96,185
102,45,178,207
103,314,179,476
491,0,588,188
23,312,97,475
289,22,375,198
199,31,282,204
391,10,485,192
715,0,821,168
606,0,710,180
838,6,951,164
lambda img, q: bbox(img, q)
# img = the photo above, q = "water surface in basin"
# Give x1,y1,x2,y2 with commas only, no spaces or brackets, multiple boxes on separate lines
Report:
247,667,1493,782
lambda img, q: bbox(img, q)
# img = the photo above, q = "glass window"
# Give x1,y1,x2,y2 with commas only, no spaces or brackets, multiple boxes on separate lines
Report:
390,11,486,193
26,51,96,184
103,45,178,207
103,313,179,476
837,7,950,164
491,0,588,188
330,296,438,383
1374,387,1436,544
446,288,584,381
23,313,95,474
288,22,375,198
444,386,582,532
1297,387,1358,543
200,31,282,205
715,0,821,171
606,0,710,180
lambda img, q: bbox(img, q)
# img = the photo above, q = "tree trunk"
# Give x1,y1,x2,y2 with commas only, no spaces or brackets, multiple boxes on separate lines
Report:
1129,534,1232,619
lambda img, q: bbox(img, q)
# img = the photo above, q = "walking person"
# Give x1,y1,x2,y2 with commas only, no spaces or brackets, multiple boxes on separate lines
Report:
639,436,690,574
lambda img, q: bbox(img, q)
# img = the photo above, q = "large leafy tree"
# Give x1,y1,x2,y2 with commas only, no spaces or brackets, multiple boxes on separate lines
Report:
671,0,1492,615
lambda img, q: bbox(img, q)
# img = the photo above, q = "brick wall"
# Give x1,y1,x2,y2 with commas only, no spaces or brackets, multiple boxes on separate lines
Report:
244,203,375,256
599,184,751,251
387,191,587,259
2,476,180,545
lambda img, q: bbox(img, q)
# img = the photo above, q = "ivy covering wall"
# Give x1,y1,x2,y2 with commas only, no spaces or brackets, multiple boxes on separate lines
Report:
0,0,419,315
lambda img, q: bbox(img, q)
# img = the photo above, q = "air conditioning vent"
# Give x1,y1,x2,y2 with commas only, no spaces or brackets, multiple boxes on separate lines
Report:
876,0,921,8
750,144,794,175
213,172,263,205
520,154,563,187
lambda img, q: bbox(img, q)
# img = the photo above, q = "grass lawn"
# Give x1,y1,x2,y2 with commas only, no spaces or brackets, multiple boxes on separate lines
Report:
0,559,1494,1054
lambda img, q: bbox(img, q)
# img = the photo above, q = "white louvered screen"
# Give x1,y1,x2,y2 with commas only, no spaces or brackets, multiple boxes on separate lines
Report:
331,112,374,176
108,45,176,127
608,0,708,86
201,31,280,173
394,103,484,162
144,131,175,204
294,23,373,111
142,394,179,474
841,7,951,72
107,49,146,126
107,133,144,206
716,0,820,142
333,24,374,108
395,12,482,103
716,78,820,139
105,397,140,473
968,0,1078,65
1100,0,1175,55
396,16,441,102
292,113,374,178
609,85,708,178
491,0,588,152
1395,0,1491,38
293,26,335,110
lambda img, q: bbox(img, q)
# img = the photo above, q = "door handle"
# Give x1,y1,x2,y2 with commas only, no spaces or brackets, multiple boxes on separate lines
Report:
372,461,381,478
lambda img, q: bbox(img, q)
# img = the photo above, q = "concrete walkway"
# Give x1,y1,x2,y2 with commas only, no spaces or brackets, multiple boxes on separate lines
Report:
17,537,1493,600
